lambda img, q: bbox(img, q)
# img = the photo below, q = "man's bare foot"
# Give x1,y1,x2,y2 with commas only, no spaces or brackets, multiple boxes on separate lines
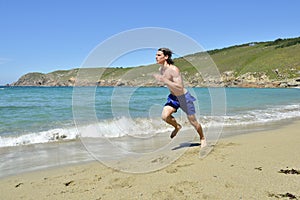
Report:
200,138,207,149
170,124,182,139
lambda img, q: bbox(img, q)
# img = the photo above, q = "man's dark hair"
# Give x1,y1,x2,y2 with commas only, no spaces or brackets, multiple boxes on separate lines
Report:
158,48,174,64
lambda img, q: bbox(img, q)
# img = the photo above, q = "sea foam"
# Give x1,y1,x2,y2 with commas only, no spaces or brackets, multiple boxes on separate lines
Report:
0,103,299,148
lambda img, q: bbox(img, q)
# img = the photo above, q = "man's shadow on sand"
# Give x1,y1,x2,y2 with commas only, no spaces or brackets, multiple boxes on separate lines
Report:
172,142,200,150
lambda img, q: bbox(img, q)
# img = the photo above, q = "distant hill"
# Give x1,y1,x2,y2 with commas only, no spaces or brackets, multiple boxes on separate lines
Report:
12,36,300,88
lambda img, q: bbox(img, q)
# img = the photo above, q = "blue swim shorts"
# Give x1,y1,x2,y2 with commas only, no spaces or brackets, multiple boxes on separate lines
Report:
164,92,197,115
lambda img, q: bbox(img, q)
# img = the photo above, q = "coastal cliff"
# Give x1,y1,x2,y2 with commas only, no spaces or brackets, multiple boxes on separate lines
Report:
12,37,300,88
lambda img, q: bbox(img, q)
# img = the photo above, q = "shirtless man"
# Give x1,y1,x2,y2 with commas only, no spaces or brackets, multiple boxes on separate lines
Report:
153,48,207,148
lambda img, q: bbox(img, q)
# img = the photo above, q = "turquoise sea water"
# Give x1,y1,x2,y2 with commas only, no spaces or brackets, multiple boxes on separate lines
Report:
0,86,299,146
0,86,299,177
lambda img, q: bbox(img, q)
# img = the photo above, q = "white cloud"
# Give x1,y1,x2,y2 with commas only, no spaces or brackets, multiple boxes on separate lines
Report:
0,58,11,65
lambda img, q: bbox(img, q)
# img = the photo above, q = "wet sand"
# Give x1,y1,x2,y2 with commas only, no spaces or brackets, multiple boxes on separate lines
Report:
1,121,300,199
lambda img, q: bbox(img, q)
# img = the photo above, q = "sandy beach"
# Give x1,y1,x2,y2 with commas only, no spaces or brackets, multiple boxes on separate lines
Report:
1,120,300,200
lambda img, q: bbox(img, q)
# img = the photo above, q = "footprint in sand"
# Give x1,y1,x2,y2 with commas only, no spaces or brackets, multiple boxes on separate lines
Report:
169,181,203,197
166,168,178,174
165,163,194,174
152,190,173,199
107,177,135,189
151,156,168,163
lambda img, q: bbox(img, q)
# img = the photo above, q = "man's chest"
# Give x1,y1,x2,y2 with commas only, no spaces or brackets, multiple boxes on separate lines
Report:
160,68,173,80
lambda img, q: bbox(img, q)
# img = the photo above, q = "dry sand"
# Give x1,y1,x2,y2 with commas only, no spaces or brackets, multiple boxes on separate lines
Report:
1,121,300,200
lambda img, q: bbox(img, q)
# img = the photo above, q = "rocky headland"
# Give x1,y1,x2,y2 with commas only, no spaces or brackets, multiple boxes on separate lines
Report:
11,68,300,88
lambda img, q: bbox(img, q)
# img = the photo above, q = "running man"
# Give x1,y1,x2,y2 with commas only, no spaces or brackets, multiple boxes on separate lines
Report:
153,48,207,148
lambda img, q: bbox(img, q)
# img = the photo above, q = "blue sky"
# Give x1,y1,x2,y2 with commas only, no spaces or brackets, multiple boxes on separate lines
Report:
0,0,300,85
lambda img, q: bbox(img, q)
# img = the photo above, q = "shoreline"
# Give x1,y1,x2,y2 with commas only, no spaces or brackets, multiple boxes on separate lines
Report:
1,120,300,199
2,85,300,88
1,117,299,179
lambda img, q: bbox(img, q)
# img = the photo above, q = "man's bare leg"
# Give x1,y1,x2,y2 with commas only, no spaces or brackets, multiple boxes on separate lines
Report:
187,115,207,148
161,106,182,138
166,115,182,138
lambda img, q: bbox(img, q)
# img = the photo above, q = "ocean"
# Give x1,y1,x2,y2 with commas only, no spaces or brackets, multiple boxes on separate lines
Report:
0,86,299,176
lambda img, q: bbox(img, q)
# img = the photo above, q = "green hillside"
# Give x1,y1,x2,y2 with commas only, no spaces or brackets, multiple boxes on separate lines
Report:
12,36,300,87
176,37,300,80
98,36,300,80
